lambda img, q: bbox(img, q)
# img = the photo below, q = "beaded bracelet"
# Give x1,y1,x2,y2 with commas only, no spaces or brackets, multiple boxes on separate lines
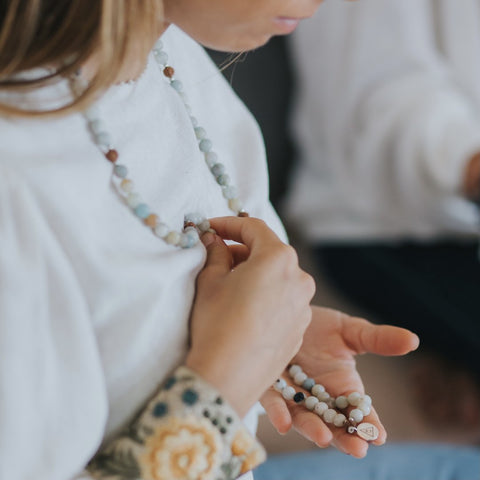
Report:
88,366,266,480
273,364,379,441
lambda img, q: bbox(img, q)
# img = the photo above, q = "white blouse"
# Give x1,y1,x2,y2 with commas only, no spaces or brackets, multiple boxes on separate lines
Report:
0,25,284,479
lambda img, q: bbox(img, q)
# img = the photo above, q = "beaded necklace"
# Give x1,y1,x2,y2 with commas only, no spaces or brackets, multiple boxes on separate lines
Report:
77,38,248,249
274,364,379,441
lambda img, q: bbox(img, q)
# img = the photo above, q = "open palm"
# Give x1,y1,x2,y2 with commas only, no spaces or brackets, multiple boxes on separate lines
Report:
261,305,419,458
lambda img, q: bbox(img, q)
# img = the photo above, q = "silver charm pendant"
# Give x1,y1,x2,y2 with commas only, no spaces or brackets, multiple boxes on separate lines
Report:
347,422,379,441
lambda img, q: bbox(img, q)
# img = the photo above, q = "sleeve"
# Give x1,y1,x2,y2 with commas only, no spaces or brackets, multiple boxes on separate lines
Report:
291,0,480,214
87,366,266,480
0,166,108,480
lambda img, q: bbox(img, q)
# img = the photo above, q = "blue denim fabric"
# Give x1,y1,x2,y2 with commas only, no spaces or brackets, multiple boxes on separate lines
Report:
254,444,480,480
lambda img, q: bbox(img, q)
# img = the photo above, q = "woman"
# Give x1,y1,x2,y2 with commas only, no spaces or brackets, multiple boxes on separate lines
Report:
0,1,418,479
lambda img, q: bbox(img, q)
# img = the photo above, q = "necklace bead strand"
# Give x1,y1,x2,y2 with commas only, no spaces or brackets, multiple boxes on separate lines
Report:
152,39,249,218
79,38,249,250
273,364,379,441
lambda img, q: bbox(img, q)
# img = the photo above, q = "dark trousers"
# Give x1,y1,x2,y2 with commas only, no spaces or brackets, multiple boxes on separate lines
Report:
315,241,480,380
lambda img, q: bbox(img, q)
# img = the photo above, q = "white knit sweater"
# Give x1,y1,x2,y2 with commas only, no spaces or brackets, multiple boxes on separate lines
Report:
0,25,283,479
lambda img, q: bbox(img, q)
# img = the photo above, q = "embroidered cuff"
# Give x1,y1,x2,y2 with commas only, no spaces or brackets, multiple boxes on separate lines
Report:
87,365,266,480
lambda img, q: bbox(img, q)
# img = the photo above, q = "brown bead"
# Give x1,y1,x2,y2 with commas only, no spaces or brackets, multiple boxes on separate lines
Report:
163,66,175,78
144,214,159,227
238,212,249,218
105,149,119,163
184,221,196,228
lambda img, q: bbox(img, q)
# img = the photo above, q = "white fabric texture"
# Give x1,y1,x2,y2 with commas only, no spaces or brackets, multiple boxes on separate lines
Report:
0,25,284,480
285,0,480,241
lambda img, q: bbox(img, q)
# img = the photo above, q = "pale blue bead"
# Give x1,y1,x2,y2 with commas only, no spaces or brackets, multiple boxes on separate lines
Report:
170,80,183,92
211,163,226,177
94,131,111,147
186,229,200,243
198,220,210,232
185,212,204,225
84,105,99,121
199,139,212,153
303,378,315,390
154,223,169,238
134,203,150,219
222,185,237,199
153,50,168,65
179,234,191,248
180,232,197,249
89,119,105,135
154,39,163,50
205,151,218,167
194,127,206,139
127,193,141,208
190,116,199,127
274,378,287,392
114,164,128,178
216,174,230,186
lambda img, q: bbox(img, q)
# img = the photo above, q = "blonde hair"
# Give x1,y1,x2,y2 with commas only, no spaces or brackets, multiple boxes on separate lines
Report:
0,0,163,116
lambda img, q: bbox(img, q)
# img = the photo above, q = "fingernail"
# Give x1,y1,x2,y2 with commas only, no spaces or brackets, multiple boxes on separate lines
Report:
201,232,215,247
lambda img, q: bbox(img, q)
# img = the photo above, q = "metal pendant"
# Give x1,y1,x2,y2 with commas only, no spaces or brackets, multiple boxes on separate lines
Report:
347,422,379,441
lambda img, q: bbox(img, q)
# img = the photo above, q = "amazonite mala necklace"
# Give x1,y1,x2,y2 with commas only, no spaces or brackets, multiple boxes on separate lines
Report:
274,364,379,441
77,38,248,249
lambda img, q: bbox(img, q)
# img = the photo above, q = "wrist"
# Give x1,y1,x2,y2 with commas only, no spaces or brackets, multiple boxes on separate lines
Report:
185,350,256,418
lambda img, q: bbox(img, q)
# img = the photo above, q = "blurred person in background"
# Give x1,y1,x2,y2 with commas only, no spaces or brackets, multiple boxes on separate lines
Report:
284,0,480,427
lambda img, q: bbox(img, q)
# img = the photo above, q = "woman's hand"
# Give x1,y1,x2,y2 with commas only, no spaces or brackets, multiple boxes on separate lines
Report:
261,306,419,458
186,216,315,417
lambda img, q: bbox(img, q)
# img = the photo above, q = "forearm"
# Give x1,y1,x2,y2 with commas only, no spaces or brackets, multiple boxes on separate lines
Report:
87,366,265,480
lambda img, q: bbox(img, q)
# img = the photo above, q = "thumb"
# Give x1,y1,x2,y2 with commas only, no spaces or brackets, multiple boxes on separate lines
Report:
201,232,233,276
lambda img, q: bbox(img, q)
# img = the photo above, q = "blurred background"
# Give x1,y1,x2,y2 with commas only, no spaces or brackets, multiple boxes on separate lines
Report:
207,0,480,476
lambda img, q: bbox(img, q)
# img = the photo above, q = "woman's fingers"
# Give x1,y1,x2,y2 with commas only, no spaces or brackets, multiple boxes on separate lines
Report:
209,216,282,254
341,316,420,356
289,404,333,447
200,232,233,276
260,389,292,435
227,243,250,266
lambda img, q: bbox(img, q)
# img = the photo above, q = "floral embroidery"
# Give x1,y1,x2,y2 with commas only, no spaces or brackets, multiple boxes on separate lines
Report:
231,428,254,457
140,415,222,480
231,427,267,475
87,367,266,480
239,446,267,475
